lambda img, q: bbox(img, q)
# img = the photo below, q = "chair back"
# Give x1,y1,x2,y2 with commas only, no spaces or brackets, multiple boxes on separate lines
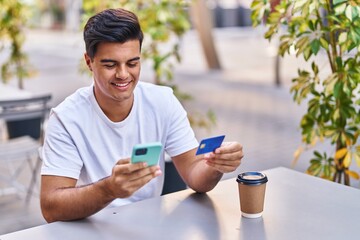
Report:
0,94,52,141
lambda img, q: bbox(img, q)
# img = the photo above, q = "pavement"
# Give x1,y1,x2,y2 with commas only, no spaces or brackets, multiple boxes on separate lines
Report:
0,26,357,235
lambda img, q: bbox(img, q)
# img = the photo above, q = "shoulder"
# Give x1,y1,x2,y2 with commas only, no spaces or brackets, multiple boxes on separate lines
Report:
52,85,93,117
136,81,173,95
136,81,175,105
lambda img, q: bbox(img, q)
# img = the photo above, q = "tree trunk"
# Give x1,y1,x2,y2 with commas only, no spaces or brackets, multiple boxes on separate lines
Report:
190,0,221,70
17,59,24,89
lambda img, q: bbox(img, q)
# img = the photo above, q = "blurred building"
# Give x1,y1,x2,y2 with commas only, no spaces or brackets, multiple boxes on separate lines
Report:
29,0,82,31
30,0,253,32
208,0,253,27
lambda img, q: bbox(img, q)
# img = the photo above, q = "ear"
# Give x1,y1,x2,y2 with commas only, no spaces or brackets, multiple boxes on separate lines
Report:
84,53,93,72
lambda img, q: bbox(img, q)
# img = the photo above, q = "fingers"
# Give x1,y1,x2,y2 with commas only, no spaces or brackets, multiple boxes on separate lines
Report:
215,142,243,155
116,158,131,165
115,158,147,174
109,159,162,198
204,142,244,173
128,165,162,182
122,165,161,195
205,156,240,173
114,159,161,181
205,161,237,173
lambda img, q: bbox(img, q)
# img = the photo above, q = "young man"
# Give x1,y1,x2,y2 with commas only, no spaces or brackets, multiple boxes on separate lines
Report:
40,8,243,223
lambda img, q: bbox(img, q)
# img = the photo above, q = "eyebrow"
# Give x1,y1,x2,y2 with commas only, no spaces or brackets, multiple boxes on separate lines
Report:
100,57,140,63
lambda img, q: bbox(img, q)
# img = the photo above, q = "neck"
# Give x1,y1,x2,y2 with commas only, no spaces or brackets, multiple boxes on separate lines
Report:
94,92,134,122
102,99,133,122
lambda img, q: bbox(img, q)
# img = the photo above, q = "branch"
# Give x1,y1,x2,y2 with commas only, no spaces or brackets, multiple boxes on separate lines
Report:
326,0,338,73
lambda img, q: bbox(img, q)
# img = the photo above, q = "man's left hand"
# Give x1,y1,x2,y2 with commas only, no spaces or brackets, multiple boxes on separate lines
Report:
203,142,244,173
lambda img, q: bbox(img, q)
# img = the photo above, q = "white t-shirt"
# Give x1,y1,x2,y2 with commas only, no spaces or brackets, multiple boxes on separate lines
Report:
41,81,198,206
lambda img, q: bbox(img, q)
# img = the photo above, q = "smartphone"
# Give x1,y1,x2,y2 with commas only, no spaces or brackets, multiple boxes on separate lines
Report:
131,142,162,166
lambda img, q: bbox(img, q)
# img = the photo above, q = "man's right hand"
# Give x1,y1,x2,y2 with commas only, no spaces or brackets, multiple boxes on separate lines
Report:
105,158,162,199
40,158,161,223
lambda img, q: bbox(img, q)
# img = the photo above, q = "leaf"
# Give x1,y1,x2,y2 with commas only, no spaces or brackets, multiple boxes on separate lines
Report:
338,32,347,44
322,165,329,177
292,146,304,167
264,26,277,39
346,5,353,21
355,153,360,167
333,0,348,5
333,81,342,99
335,148,348,159
324,129,336,137
307,161,322,175
324,77,336,96
343,152,352,168
299,22,310,33
294,0,308,11
346,137,352,147
336,57,343,69
310,39,321,55
345,170,360,180
356,145,360,153
310,159,320,165
334,3,347,15
314,150,323,159
320,37,329,50
296,36,309,52
303,47,312,61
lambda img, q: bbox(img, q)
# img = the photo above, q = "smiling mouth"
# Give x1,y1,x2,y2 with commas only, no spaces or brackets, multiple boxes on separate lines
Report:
112,81,132,88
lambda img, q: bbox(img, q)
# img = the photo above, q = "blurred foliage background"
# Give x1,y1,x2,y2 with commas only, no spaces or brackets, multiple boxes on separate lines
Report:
0,0,216,130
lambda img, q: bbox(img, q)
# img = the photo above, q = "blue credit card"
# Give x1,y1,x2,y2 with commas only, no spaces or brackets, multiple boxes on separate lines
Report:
196,135,225,155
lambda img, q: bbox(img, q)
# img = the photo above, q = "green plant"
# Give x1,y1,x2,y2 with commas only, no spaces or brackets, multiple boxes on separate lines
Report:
0,0,34,89
82,0,216,129
251,0,360,185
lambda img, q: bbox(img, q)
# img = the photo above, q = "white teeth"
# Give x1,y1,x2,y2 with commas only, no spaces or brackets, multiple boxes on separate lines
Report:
114,82,130,87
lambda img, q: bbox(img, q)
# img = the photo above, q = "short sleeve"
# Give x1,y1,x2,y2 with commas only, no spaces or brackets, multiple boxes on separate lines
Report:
41,111,83,179
164,93,198,157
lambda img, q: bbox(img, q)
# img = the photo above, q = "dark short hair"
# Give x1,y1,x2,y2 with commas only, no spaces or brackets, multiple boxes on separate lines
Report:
84,8,144,59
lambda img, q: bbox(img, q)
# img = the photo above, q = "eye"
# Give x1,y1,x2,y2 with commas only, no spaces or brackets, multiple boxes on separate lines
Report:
128,62,139,68
103,64,116,69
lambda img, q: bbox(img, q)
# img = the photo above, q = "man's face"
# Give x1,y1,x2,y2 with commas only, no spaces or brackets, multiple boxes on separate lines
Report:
85,40,141,107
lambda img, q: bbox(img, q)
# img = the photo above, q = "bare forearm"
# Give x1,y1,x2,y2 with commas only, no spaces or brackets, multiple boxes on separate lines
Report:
41,177,114,222
186,160,223,193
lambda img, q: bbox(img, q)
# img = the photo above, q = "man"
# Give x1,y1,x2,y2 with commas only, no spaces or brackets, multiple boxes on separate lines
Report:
40,8,243,223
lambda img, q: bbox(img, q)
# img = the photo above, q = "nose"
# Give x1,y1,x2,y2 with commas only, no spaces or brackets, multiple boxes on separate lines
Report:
115,67,129,80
